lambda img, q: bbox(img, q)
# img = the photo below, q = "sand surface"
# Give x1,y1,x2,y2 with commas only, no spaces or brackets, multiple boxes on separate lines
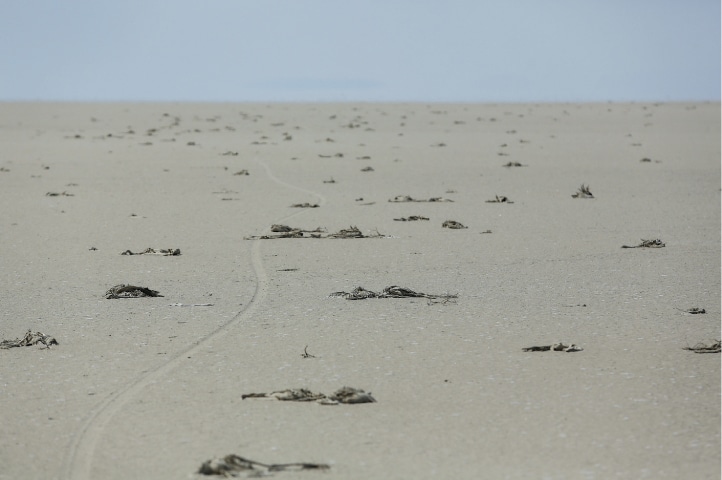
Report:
0,102,719,479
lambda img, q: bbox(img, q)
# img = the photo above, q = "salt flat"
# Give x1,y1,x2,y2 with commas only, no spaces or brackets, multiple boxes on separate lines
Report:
0,102,719,479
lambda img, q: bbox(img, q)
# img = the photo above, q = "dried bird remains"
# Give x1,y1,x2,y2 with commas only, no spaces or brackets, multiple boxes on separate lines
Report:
394,216,430,221
105,284,163,299
245,230,308,240
328,225,384,238
329,285,457,301
683,340,721,354
442,220,467,229
389,195,453,203
485,195,514,203
328,386,376,404
1,330,58,349
678,307,706,314
198,454,329,477
243,388,326,402
328,226,366,238
621,239,665,248
271,224,325,233
244,225,383,240
242,387,375,405
571,184,594,198
523,343,583,352
168,303,213,307
121,248,180,256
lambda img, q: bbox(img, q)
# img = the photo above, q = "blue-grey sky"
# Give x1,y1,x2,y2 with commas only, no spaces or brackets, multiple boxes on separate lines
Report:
1,0,719,102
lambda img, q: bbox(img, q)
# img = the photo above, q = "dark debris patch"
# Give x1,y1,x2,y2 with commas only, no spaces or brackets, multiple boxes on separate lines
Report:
198,454,329,477
242,387,375,405
389,195,453,203
621,239,665,249
105,284,163,299
442,220,467,229
571,184,594,198
1,330,58,349
120,248,181,256
485,195,514,203
329,286,457,302
522,343,583,352
683,341,721,354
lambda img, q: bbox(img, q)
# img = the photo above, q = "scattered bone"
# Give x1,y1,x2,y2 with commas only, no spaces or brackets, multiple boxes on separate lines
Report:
442,220,467,229
394,216,429,221
571,184,594,198
233,169,249,176
198,454,329,477
290,202,319,208
621,239,665,248
1,330,58,349
120,248,181,256
105,284,163,299
329,286,457,301
683,341,721,353
389,195,453,203
523,343,583,352
485,195,514,203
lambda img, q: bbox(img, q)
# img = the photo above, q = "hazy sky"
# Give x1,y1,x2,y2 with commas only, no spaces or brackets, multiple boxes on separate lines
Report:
1,0,719,102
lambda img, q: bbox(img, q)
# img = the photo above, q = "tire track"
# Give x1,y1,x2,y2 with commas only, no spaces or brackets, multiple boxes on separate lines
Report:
63,158,326,480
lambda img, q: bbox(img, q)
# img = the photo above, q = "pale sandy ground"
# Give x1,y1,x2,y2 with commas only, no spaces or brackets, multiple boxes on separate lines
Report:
0,102,719,480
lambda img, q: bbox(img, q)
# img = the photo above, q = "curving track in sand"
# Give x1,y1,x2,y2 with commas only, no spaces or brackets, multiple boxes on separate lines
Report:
63,159,327,480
